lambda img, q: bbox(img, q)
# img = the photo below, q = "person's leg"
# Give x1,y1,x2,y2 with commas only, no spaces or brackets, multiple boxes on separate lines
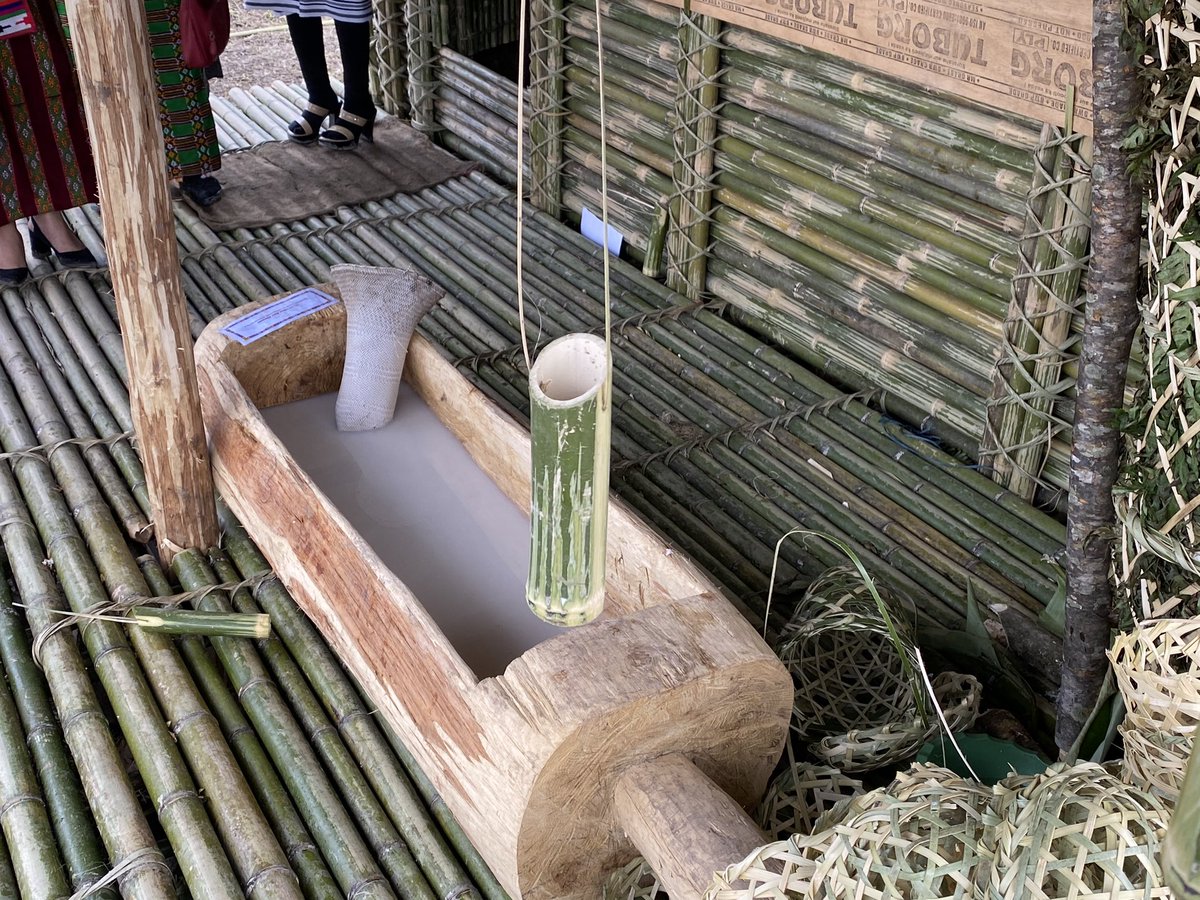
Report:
333,20,372,116
30,211,85,254
0,223,27,283
287,14,337,109
321,20,374,146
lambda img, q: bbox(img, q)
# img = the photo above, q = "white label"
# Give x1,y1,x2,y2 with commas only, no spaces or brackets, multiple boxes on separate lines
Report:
219,288,338,346
581,208,624,256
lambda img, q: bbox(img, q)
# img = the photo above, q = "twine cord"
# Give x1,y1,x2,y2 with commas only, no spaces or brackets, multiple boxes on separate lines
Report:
67,847,168,900
25,571,277,667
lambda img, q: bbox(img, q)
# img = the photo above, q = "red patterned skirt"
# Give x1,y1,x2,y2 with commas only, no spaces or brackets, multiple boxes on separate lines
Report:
0,0,97,226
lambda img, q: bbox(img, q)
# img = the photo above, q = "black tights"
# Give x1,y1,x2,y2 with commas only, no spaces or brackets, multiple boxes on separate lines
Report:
286,15,372,117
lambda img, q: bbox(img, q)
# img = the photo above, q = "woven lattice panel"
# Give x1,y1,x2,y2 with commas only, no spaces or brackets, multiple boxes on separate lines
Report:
989,763,1172,899
372,0,409,117
777,565,918,740
1110,618,1200,805
1117,2,1200,618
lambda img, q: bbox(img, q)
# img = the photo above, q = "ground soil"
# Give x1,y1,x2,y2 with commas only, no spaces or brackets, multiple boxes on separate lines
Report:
214,8,345,98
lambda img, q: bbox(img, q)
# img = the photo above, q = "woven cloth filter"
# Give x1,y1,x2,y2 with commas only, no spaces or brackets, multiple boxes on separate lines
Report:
989,762,1172,899
810,672,981,774
1109,619,1200,806
777,565,918,739
756,759,865,841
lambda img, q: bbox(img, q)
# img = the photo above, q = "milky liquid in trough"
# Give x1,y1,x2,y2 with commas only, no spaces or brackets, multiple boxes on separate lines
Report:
262,385,564,679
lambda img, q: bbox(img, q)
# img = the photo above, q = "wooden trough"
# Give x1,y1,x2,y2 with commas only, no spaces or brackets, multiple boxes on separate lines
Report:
194,289,793,900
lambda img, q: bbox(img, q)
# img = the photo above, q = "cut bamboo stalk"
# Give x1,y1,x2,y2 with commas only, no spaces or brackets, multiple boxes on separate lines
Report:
527,333,612,625
135,557,343,898
208,547,483,899
4,286,151,534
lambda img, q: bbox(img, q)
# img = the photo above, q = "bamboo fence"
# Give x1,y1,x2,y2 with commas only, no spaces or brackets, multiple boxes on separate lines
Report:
426,0,1103,502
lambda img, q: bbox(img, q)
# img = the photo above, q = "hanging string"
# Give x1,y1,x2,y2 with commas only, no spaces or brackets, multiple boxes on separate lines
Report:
514,0,614,377
595,0,614,365
515,0,532,373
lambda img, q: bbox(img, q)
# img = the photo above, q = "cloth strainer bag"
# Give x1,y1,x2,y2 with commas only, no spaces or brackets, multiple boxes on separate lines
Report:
332,264,444,432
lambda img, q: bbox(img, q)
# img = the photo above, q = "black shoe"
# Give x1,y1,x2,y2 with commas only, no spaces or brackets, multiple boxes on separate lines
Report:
319,107,376,149
181,175,223,208
288,99,340,144
28,221,96,268
0,267,28,286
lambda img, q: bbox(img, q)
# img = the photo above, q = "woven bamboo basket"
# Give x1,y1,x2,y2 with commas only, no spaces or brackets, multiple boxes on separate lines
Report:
1109,618,1200,805
708,765,994,899
810,672,981,773
989,762,1172,899
603,857,666,900
756,759,864,841
707,762,1172,899
777,565,918,739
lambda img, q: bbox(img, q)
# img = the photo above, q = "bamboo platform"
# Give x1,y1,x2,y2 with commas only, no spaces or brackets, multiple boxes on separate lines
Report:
0,79,1067,895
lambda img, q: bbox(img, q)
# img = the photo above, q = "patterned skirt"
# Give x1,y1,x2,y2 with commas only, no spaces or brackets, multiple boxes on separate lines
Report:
0,0,97,226
143,0,220,179
243,2,372,24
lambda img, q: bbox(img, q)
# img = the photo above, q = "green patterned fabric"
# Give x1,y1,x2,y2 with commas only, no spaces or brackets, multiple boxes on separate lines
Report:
58,0,219,178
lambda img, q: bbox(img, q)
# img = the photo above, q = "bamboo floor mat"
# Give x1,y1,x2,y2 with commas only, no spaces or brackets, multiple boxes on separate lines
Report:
0,81,1065,895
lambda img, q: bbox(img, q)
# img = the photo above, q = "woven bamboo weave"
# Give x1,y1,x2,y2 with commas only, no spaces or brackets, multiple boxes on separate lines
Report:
1117,2,1200,617
777,565,918,740
707,762,1171,899
989,763,1171,899
1110,618,1200,805
756,759,864,841
810,672,981,774
603,856,666,900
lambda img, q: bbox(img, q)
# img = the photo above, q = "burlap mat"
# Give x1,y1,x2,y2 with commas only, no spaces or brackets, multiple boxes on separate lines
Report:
183,118,477,229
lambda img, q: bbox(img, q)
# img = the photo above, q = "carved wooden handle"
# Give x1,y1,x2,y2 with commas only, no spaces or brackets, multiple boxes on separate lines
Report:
613,753,767,900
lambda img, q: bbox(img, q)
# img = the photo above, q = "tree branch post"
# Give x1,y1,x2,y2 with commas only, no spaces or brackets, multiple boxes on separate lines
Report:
62,0,219,561
1056,0,1142,753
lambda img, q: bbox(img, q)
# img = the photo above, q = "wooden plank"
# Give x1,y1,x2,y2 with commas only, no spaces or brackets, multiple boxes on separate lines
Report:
65,0,218,558
652,0,1093,132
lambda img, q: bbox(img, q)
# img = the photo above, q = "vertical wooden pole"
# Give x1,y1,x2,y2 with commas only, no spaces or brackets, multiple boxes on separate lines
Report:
63,0,219,561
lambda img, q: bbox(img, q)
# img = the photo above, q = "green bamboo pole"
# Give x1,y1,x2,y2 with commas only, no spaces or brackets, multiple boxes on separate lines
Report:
167,550,419,900
436,177,1065,588
4,286,150,534
0,503,173,898
720,27,1040,150
207,543,491,900
0,581,114,898
529,0,567,215
136,557,342,899
212,515,507,900
0,651,72,900
0,378,241,896
0,834,18,900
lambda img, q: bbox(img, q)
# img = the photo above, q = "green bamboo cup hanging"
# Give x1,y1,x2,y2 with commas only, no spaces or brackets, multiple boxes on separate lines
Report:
517,0,616,626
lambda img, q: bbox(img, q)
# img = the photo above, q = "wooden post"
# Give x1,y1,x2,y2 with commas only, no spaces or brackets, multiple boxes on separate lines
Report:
63,0,219,560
